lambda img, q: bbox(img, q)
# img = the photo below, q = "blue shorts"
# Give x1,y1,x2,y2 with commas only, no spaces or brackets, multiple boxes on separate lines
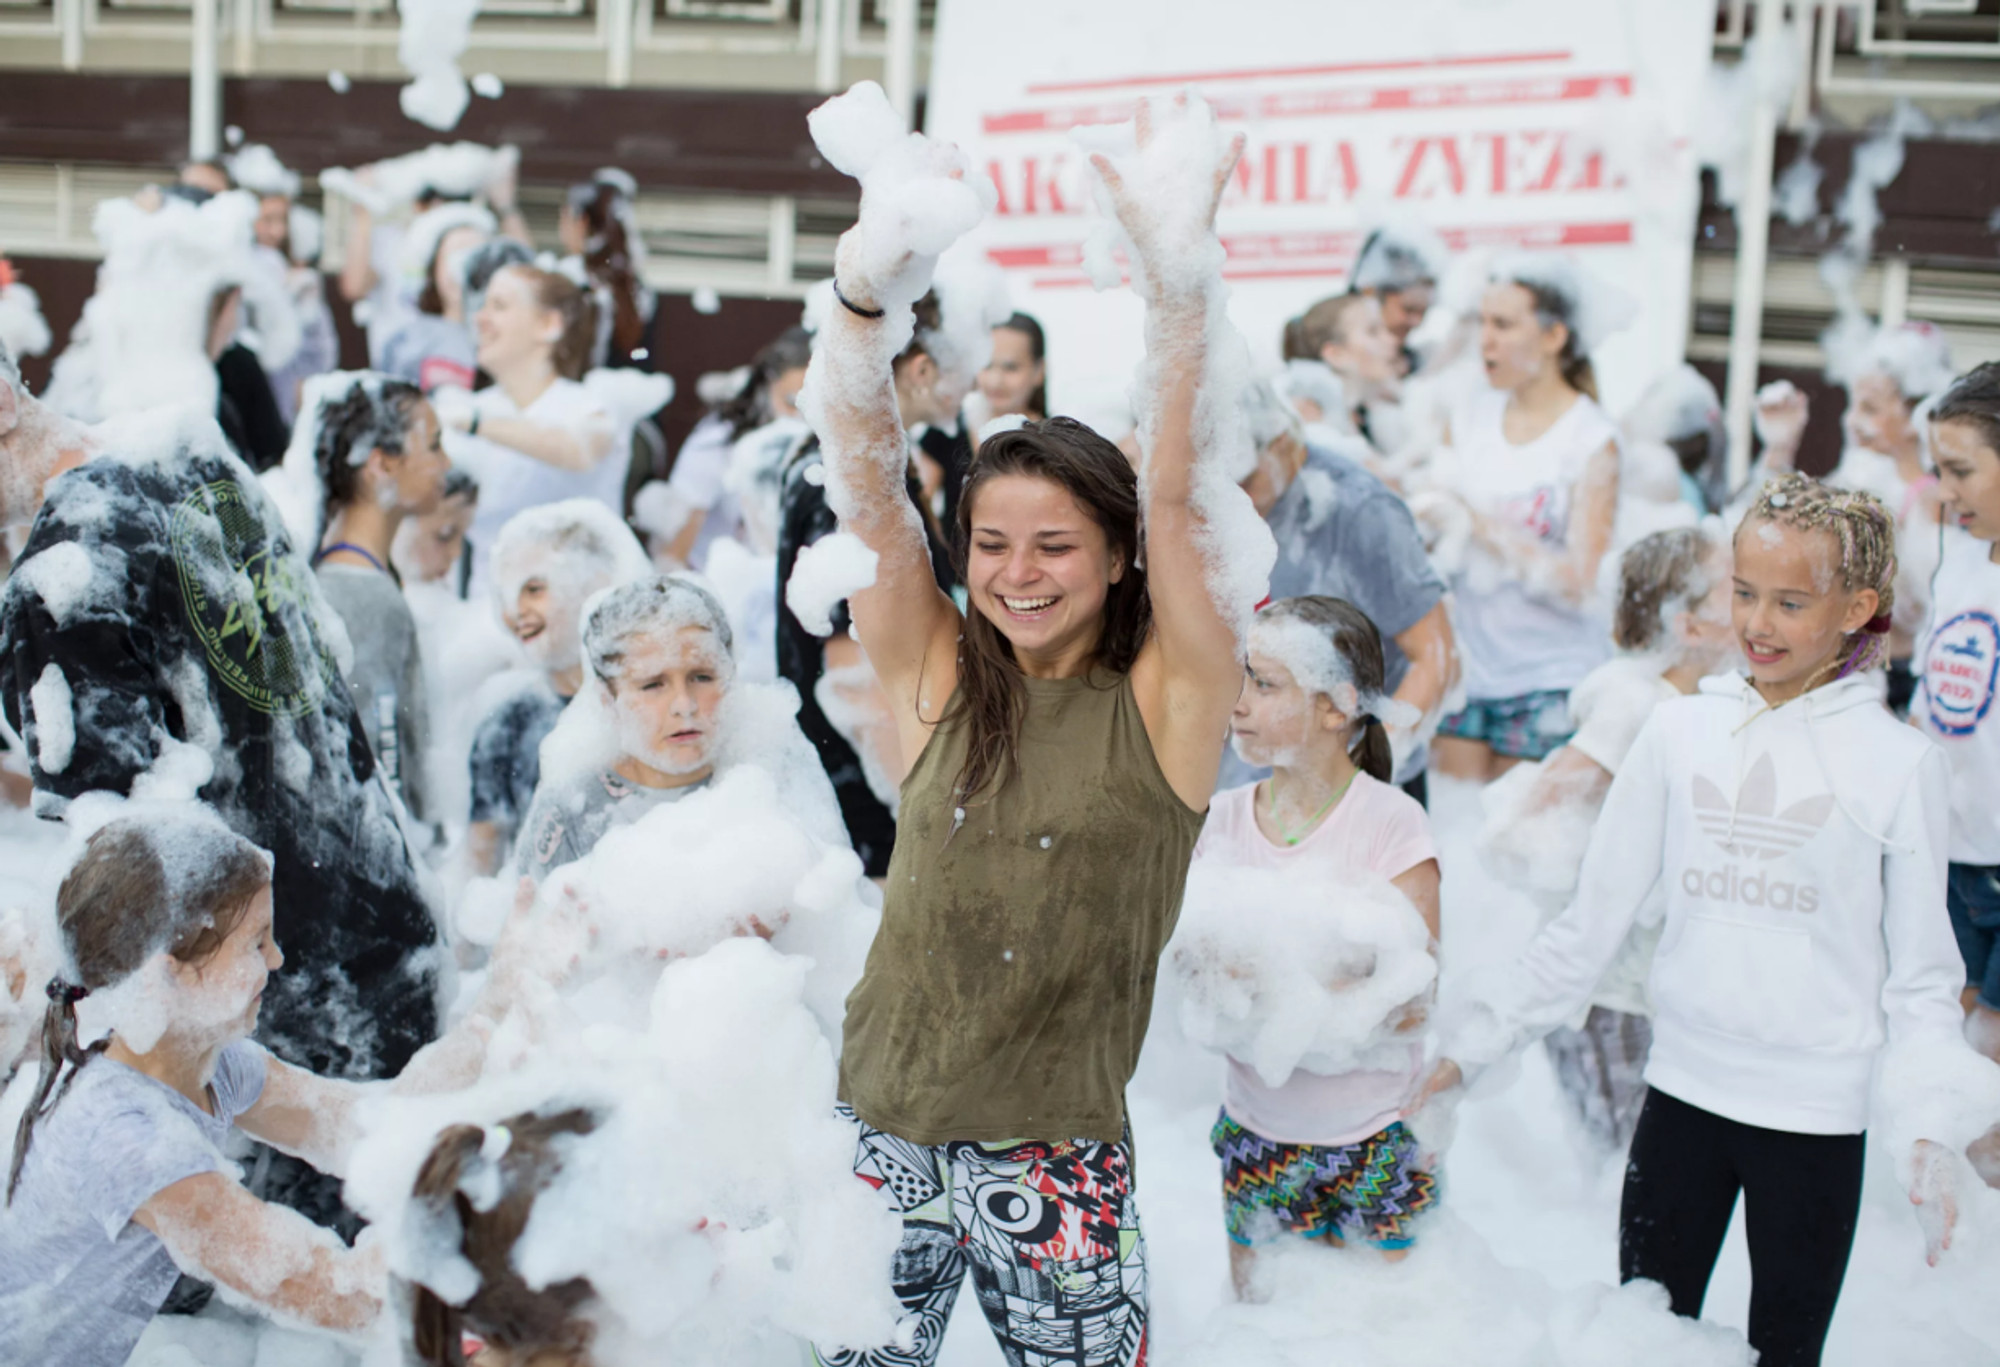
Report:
1437,688,1573,761
1948,863,2000,1012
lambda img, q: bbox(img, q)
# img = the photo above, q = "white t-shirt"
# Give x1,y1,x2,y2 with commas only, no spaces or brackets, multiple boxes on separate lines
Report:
1450,387,1619,699
1566,655,1682,774
667,413,745,569
457,378,622,586
1914,532,2000,864
1195,775,1437,1146
0,1043,267,1367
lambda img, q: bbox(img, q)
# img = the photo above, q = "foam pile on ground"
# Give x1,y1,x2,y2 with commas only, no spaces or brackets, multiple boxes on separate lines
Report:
344,938,904,1366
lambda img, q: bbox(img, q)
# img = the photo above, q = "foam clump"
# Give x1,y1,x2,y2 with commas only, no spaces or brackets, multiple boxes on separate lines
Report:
320,143,517,216
1166,861,1435,1086
344,938,902,1363
784,532,878,638
804,81,996,315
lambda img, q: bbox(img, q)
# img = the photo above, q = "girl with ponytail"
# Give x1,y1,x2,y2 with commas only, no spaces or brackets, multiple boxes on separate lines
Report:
1194,595,1443,1295
0,812,544,1364
308,373,452,822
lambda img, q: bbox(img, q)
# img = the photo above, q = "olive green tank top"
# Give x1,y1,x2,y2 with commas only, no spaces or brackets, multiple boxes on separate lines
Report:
838,667,1207,1144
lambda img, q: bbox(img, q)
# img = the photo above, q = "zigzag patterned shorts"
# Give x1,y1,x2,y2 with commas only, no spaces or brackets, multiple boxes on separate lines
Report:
1210,1110,1437,1251
812,1105,1148,1367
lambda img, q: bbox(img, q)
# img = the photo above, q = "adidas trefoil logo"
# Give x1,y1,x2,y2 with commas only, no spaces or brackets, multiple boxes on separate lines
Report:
1691,754,1834,861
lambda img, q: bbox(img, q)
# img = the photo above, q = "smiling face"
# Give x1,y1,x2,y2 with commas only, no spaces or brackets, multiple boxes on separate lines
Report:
477,266,557,376
501,551,606,674
1730,519,1879,702
965,473,1122,667
1843,370,1919,460
166,884,281,1046
604,625,729,781
1479,281,1566,393
1933,416,2000,545
979,326,1046,418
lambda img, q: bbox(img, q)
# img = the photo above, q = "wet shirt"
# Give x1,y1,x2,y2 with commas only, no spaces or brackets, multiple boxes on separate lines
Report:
515,766,711,880
840,669,1207,1144
0,412,439,1080
316,562,432,824
467,683,570,838
0,1043,266,1367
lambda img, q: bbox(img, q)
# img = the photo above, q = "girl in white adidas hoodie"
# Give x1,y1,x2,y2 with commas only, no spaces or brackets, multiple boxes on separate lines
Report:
1423,473,2000,1367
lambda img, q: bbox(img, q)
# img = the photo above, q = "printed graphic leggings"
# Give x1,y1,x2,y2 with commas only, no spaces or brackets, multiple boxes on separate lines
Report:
1620,1089,1864,1367
812,1107,1149,1367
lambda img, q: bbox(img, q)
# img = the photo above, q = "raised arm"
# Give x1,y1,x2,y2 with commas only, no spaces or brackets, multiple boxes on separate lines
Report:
793,84,990,739
1090,96,1268,807
450,407,614,473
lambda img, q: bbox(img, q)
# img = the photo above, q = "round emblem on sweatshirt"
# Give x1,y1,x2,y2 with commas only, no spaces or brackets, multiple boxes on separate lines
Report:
171,479,336,719
1922,610,2000,738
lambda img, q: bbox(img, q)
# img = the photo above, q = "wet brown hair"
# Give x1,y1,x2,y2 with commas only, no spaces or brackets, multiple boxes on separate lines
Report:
502,266,600,382
1258,596,1393,783
1931,361,2000,459
8,818,271,1202
1613,526,1714,653
408,1108,600,1366
947,418,1150,802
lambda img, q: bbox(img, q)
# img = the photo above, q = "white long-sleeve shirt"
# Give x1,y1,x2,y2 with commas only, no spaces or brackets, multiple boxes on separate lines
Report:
1448,671,1990,1144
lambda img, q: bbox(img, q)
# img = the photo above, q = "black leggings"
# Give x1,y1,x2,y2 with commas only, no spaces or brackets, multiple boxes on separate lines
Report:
1620,1089,1864,1367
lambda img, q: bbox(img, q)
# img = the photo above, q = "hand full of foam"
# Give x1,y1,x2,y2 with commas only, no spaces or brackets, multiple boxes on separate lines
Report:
807,81,996,312
1078,93,1245,300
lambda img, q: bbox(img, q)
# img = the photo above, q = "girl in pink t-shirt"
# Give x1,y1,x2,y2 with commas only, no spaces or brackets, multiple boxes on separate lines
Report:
1198,595,1442,1297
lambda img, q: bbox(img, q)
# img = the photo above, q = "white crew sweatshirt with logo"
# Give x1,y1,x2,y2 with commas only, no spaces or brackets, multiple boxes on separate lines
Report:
1447,671,1996,1147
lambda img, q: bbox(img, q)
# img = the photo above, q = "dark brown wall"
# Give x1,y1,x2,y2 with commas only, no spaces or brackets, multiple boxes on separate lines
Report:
0,72,848,197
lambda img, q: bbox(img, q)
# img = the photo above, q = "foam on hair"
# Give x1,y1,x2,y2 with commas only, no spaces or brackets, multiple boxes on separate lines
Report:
1738,472,1897,677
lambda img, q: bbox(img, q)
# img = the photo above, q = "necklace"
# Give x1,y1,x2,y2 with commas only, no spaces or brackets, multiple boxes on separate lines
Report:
315,541,392,577
1265,770,1357,847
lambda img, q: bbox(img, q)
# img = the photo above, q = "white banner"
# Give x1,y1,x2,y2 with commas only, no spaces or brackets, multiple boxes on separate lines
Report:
926,0,1715,418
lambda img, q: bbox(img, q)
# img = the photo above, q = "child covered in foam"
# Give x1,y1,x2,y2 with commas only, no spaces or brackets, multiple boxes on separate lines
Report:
1478,525,1737,1151
0,809,542,1364
1171,597,1440,1296
465,501,650,876
513,576,732,882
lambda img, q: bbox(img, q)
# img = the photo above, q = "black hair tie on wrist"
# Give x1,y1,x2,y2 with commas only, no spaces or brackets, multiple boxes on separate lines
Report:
45,977,89,1007
832,279,887,321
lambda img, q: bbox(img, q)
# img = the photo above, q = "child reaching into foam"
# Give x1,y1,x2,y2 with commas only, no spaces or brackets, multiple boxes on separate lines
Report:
0,812,537,1363
1199,596,1441,1296
400,1107,601,1367
1424,474,1999,1367
1478,524,1737,1150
